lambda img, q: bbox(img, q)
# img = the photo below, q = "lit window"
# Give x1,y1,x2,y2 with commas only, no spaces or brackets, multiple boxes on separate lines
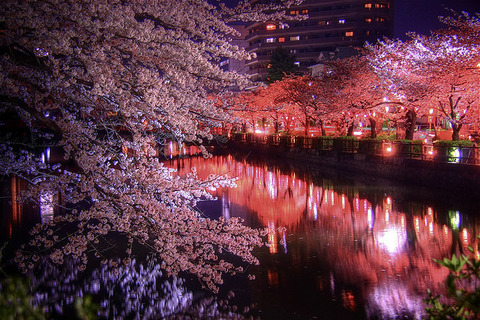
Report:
365,18,372,23
345,31,353,37
294,61,300,67
365,3,372,8
317,21,326,25
339,19,345,24
290,49,297,54
278,37,285,42
290,35,300,41
301,9,309,14
290,10,299,15
266,24,277,30
266,37,276,43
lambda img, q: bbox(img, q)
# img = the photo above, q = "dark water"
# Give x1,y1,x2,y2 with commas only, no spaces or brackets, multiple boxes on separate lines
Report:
2,153,480,319
171,154,480,319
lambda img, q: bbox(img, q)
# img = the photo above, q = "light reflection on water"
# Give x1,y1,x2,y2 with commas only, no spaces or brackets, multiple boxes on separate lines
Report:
2,153,480,319
168,154,480,319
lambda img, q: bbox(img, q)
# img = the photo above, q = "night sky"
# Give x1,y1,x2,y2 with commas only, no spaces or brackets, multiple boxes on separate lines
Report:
394,0,480,39
219,0,480,39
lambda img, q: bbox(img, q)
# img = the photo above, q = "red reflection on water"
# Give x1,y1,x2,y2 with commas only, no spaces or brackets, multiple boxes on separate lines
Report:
2,176,60,240
168,154,480,318
3,154,480,319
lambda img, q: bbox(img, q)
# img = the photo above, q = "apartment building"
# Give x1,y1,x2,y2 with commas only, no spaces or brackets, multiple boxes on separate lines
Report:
245,0,394,81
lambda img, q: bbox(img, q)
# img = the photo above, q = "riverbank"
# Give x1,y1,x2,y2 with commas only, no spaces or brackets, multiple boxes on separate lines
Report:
227,138,480,197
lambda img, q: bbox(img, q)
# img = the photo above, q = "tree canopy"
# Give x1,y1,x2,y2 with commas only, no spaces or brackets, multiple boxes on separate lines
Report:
0,0,302,292
266,46,299,83
231,12,480,141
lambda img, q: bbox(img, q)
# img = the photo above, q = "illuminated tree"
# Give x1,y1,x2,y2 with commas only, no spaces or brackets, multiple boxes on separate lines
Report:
437,11,480,46
227,90,263,133
249,84,284,134
322,55,389,138
255,81,302,134
276,75,330,136
368,32,480,140
0,0,302,292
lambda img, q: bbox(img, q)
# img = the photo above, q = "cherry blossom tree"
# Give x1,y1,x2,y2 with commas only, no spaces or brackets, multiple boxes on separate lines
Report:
0,0,303,292
226,90,264,133
437,11,480,46
250,81,294,134
321,55,391,138
368,31,480,140
275,75,329,136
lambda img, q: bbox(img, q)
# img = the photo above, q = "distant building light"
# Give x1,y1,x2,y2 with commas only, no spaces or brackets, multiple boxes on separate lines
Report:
294,61,300,67
339,19,345,24
290,35,300,41
365,3,372,9
345,31,354,37
266,37,276,43
266,24,277,30
278,37,285,42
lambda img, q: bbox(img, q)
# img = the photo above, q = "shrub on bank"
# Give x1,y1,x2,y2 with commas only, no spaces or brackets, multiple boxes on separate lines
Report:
394,139,423,157
332,136,359,152
433,140,474,147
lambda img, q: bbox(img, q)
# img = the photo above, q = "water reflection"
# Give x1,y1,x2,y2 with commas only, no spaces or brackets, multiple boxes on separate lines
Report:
169,154,480,319
1,176,38,240
2,154,480,319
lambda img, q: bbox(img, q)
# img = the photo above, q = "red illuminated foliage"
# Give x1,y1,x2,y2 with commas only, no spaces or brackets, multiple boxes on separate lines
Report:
275,75,333,136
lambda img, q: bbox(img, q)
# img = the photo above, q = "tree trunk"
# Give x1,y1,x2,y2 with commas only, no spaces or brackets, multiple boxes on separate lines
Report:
283,117,292,135
319,119,326,136
347,123,354,136
369,117,377,139
405,108,417,140
304,116,309,136
451,122,462,141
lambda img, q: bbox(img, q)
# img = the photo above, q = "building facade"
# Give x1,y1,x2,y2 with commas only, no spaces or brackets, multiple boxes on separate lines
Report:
220,24,250,75
245,0,394,81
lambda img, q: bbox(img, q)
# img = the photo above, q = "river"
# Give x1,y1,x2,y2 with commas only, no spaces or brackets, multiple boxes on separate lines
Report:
169,153,480,319
1,152,480,319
